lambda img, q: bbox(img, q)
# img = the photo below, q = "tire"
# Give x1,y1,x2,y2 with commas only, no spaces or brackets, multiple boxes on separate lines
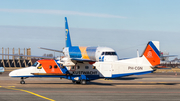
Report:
20,80,25,84
81,80,86,85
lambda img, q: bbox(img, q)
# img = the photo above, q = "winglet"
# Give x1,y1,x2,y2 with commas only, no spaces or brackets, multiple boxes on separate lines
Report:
65,17,72,47
142,41,160,66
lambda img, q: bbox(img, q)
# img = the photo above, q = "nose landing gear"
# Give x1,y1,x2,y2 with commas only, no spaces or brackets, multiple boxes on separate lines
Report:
20,77,27,84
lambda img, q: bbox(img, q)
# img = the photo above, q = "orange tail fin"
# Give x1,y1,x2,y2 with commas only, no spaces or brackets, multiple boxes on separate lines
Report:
142,41,160,66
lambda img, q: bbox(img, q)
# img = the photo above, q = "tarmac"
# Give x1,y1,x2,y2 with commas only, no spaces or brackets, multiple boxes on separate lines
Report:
1,71,180,101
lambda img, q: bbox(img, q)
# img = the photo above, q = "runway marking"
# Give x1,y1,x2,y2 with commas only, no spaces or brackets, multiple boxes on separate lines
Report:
0,86,15,88
4,87,55,101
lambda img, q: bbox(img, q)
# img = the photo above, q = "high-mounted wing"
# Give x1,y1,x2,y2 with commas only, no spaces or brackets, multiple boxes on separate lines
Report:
0,54,54,59
39,47,63,53
71,58,96,62
160,55,177,57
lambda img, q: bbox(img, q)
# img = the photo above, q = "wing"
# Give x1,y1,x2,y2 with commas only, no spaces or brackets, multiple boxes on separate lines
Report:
39,47,63,53
160,55,177,57
0,54,54,59
71,58,96,62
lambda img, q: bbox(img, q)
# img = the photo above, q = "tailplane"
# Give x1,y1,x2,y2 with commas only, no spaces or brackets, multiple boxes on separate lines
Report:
141,41,160,66
65,17,72,47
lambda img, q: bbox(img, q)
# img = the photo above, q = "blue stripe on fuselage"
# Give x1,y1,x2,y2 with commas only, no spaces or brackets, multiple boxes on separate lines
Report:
107,70,153,79
11,75,100,81
69,46,82,58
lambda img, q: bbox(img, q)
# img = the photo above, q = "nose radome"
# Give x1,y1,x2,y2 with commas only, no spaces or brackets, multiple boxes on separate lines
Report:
9,70,17,77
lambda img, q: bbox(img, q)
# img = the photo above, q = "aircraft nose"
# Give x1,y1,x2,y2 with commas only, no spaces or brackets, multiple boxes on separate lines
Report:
9,70,18,77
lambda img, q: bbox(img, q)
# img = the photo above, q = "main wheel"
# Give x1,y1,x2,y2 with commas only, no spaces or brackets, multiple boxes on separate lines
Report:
20,80,25,84
81,80,86,85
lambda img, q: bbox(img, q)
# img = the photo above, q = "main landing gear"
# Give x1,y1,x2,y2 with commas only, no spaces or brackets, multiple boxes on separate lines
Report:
72,80,87,85
81,80,87,85
72,75,88,85
20,77,27,84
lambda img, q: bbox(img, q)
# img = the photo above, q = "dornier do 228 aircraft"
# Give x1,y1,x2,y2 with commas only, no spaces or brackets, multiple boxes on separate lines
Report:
8,17,160,85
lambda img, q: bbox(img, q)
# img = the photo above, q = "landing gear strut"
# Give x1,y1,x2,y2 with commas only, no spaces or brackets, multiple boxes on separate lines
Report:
72,80,87,85
20,77,26,84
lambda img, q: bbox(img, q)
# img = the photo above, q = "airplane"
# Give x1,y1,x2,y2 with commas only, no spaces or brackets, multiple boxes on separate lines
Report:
0,67,4,74
8,17,160,85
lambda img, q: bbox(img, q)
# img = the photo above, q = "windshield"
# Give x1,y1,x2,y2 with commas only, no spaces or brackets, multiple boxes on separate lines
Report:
105,52,117,55
32,62,39,67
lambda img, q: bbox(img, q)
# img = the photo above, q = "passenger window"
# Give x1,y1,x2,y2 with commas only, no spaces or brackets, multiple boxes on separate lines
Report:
54,65,58,69
85,66,89,69
60,64,63,68
49,65,52,69
77,66,80,69
71,66,75,69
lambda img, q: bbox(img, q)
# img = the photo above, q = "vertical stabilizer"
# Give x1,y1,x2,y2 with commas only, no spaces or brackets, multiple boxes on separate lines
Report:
65,17,72,47
142,41,160,66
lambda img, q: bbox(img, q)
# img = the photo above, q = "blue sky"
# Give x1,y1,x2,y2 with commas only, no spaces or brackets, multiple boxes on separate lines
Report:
0,0,180,59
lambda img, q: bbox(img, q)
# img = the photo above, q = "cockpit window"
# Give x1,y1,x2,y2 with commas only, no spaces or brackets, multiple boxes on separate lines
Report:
32,62,38,67
105,52,117,55
101,52,105,55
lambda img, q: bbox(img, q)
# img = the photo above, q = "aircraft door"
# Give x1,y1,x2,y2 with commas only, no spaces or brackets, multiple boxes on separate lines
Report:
99,64,112,77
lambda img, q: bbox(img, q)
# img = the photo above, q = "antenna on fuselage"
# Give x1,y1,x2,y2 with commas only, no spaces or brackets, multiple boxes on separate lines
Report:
137,49,140,58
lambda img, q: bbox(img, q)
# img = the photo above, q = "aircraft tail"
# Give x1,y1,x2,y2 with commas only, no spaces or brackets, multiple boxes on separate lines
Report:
65,17,72,47
141,41,160,66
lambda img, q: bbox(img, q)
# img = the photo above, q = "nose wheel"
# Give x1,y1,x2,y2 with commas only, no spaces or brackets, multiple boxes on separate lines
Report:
20,77,26,84
20,80,25,84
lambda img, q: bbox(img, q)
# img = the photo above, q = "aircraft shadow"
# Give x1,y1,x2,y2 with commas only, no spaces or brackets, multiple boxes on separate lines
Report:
110,77,142,80
23,82,179,86
22,76,179,86
25,83,76,85
88,82,179,86
26,82,113,86
82,82,179,86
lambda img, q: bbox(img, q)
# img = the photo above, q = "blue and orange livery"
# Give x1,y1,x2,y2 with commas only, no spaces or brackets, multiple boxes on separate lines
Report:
142,41,160,66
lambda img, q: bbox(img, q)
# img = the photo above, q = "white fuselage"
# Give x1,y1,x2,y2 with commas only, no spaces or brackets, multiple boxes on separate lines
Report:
9,56,153,79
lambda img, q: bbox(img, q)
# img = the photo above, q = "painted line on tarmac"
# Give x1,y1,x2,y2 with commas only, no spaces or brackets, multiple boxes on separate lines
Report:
0,86,15,88
3,87,55,101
